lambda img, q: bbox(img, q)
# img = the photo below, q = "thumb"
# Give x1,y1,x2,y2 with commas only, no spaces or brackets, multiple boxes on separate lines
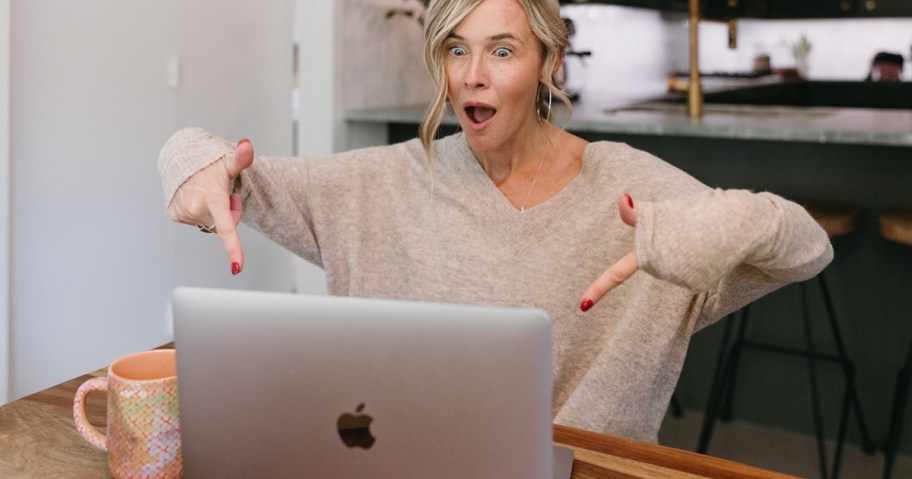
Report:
619,193,637,227
226,138,255,178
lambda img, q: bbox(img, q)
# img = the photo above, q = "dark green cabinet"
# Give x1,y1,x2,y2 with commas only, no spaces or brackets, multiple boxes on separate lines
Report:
559,0,753,16
703,0,769,18
765,0,855,18
764,0,912,18
559,0,674,10
856,0,912,17
559,0,912,17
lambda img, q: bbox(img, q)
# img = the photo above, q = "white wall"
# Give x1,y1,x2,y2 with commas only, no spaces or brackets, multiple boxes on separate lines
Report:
561,5,912,102
8,0,298,401
11,0,171,400
560,5,672,103
698,17,912,80
0,0,10,404
168,1,300,298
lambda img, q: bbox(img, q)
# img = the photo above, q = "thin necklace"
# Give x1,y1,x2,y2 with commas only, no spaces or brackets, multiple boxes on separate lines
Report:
519,151,548,212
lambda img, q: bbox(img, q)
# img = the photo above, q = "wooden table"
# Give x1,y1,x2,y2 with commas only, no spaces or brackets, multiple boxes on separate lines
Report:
0,348,801,478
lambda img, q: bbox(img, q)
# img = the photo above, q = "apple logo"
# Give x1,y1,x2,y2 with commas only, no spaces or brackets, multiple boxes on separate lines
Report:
336,403,376,449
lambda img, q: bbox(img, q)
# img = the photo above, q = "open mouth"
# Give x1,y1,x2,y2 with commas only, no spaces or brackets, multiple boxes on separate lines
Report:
465,105,496,125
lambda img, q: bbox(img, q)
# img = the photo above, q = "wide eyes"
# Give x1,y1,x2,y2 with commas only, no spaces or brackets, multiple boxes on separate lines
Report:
447,46,513,58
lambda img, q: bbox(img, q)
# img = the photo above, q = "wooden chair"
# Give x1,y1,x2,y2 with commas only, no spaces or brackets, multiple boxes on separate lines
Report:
879,209,912,479
697,203,875,479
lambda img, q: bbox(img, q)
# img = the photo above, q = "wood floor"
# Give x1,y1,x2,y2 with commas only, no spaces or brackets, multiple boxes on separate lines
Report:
658,408,912,479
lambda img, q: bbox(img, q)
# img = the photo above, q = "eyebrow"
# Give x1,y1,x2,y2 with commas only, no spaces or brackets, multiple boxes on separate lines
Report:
446,32,524,43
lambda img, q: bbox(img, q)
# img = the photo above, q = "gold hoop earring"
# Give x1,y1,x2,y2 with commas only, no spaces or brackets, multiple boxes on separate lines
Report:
546,87,553,122
536,84,553,122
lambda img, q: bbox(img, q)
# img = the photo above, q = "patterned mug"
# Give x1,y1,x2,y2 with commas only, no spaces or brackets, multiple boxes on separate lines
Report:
73,349,182,479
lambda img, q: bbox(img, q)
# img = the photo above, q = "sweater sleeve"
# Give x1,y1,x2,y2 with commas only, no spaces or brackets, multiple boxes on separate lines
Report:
157,128,236,208
634,189,833,329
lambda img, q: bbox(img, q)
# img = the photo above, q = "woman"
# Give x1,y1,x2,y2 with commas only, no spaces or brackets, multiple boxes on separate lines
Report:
159,0,832,443
865,51,904,82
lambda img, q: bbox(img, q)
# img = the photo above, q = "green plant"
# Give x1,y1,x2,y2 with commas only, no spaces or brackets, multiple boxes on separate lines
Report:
792,34,812,59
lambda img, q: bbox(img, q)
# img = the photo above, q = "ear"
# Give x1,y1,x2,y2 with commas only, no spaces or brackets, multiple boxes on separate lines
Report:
552,51,564,76
542,52,564,86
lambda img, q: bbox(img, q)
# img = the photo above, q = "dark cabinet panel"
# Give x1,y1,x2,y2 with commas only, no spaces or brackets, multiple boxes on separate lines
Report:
767,0,912,18
697,81,912,109
559,0,749,16
856,0,912,17
559,0,912,18
663,0,691,11
559,0,672,10
703,0,769,18
766,0,855,18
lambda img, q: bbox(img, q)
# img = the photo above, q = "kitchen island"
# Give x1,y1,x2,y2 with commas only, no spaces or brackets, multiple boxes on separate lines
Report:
345,94,912,462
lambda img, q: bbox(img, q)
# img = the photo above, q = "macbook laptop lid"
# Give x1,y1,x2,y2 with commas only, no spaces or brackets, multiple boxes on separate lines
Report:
172,287,557,478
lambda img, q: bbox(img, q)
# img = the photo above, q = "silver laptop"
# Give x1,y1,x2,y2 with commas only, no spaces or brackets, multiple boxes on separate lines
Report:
172,287,570,478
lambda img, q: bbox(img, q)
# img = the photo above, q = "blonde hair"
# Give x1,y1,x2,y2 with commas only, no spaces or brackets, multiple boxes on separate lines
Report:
420,0,571,158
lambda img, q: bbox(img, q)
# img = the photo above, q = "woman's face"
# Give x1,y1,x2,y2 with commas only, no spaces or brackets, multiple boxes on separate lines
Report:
444,0,545,153
872,61,902,81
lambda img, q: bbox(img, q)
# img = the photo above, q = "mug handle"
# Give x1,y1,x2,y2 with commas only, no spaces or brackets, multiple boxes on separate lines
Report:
73,377,108,451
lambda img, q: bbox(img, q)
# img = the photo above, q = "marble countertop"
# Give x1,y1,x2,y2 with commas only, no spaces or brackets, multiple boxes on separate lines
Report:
345,84,912,148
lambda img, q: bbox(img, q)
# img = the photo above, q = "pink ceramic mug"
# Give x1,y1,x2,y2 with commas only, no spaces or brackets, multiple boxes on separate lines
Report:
73,349,182,479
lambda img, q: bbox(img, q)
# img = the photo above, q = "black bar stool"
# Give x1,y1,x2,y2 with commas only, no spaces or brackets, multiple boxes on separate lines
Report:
880,209,912,479
670,391,684,418
697,203,875,479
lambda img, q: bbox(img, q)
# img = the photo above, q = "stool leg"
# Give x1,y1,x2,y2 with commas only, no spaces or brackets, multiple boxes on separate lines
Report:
801,281,830,479
831,373,854,479
883,337,912,479
697,272,873,478
817,273,876,454
696,308,744,454
719,309,749,422
670,392,684,418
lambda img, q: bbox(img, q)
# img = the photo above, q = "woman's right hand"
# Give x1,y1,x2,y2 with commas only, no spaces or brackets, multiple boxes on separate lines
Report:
166,138,254,275
579,194,639,312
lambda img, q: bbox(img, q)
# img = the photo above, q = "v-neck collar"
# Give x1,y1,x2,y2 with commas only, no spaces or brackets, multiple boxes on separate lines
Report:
442,133,593,237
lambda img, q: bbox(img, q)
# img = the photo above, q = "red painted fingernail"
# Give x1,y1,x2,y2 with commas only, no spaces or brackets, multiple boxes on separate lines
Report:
580,298,594,312
625,193,634,209
231,262,241,275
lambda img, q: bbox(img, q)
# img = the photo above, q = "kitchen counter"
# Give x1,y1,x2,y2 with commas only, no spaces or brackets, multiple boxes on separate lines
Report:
346,101,912,148
345,81,912,148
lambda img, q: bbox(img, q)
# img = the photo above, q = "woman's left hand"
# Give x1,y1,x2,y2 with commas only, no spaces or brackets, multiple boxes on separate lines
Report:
579,194,639,312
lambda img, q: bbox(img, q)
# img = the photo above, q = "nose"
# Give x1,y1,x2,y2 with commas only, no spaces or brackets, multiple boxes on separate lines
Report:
463,56,488,89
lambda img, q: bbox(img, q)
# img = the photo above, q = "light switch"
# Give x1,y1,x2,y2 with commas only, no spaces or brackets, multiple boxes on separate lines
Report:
167,55,180,90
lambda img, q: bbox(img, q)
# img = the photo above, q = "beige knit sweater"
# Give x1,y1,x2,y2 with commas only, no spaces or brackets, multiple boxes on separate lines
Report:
159,128,832,443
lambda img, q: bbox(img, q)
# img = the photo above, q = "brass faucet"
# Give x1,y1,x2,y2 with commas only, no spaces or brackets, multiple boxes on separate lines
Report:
685,0,739,118
687,0,703,118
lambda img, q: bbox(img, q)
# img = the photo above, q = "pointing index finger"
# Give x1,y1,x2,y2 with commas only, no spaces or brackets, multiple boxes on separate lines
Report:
209,193,244,275
580,250,638,312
